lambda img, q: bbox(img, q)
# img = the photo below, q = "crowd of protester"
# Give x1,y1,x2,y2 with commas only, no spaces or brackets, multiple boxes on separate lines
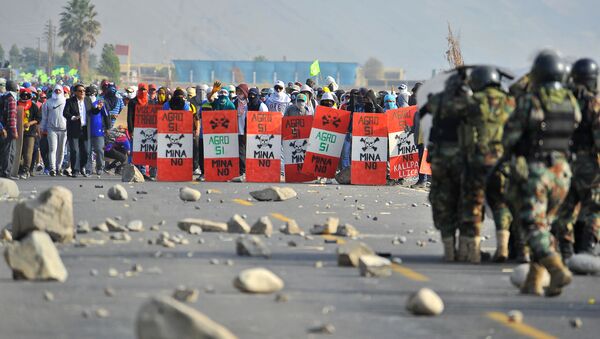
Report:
0,76,429,186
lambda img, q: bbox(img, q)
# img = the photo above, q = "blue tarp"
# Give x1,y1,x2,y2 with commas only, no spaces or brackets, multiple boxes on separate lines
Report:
173,60,358,86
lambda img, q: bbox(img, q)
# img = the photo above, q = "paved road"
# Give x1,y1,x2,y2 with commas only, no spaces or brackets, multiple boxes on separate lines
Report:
0,176,598,339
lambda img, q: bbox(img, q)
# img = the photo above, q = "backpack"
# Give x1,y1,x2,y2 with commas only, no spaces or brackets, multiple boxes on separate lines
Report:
0,93,8,125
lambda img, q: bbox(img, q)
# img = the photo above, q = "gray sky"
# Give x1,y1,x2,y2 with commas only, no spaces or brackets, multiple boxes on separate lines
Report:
1,0,599,79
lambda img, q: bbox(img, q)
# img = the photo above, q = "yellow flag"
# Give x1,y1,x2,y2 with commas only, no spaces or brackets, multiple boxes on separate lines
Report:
310,60,320,76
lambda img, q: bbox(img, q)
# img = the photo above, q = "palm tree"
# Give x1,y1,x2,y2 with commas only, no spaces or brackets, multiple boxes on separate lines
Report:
58,0,101,76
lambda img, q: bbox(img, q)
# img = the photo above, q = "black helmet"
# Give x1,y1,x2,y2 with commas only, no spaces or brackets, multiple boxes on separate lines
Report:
6,80,18,92
570,58,598,91
469,66,501,92
530,50,566,87
85,84,98,96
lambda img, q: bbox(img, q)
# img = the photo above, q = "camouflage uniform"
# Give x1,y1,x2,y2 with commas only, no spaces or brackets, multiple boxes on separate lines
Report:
503,85,581,262
425,86,471,260
551,86,600,257
462,87,515,261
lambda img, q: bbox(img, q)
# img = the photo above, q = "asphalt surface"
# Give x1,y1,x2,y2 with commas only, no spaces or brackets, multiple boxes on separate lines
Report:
0,176,598,339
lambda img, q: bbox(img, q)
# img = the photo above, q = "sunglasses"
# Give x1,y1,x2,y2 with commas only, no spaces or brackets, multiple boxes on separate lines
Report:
76,89,85,93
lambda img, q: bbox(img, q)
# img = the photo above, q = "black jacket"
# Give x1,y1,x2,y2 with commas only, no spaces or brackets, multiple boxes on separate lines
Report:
63,96,100,139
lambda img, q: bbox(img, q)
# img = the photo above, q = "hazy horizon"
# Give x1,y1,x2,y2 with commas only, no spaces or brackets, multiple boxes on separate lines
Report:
2,0,599,79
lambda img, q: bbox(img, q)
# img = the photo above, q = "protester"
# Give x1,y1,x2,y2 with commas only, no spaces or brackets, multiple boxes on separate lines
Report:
0,81,19,178
104,127,130,174
41,84,68,176
148,84,158,103
266,81,291,112
284,93,310,116
319,92,337,109
383,93,398,111
397,84,410,107
211,88,235,111
17,88,41,179
101,83,124,127
63,84,98,177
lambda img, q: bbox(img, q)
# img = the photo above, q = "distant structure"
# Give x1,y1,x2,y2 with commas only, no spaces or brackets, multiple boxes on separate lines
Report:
172,60,358,86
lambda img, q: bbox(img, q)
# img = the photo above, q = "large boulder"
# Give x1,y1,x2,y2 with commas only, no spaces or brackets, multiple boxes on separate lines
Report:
567,254,600,275
337,242,375,267
177,219,227,233
122,164,145,183
250,187,297,201
11,186,74,243
0,178,19,198
236,236,271,258
510,263,550,288
136,296,237,339
406,288,444,316
4,231,68,282
233,268,284,294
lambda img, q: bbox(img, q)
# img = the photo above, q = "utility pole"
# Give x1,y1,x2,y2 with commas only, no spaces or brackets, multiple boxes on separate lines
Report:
44,19,55,73
37,37,41,69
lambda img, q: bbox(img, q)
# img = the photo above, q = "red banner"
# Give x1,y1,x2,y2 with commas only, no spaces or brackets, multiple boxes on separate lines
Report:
246,111,282,182
157,110,194,181
386,106,419,179
202,110,240,181
132,104,160,166
302,106,351,178
282,116,316,182
351,113,388,185
420,148,432,175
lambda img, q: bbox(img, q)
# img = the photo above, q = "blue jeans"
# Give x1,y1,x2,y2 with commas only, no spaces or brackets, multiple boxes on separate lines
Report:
341,133,352,169
86,136,105,173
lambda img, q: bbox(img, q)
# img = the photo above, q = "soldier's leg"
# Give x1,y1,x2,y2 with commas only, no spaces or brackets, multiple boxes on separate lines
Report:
430,158,459,261
524,160,572,297
459,164,485,263
550,182,579,260
486,166,513,262
575,158,600,254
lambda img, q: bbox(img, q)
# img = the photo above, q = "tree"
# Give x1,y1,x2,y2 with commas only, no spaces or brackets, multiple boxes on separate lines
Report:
9,44,21,69
253,55,268,62
445,23,464,68
363,57,384,80
97,44,120,84
21,47,48,71
0,44,4,63
88,53,98,70
59,0,101,77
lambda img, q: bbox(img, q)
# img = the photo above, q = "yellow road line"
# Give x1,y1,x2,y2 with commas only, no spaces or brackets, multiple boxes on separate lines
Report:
270,213,292,222
391,263,430,282
232,198,253,206
486,312,557,339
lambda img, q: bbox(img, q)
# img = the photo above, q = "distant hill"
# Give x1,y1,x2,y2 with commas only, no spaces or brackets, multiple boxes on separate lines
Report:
2,0,600,79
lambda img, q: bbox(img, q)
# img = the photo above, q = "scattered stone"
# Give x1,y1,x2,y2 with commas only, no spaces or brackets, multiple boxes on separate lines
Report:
105,218,128,232
179,187,202,202
321,305,335,314
111,233,132,243
287,241,297,247
76,220,91,234
104,287,116,297
43,291,54,301
1,228,13,241
98,194,105,199
308,324,336,335
209,258,220,265
236,236,271,258
250,216,273,236
158,220,166,226
172,286,199,303
337,242,375,267
314,261,324,268
11,186,74,243
81,310,91,318
392,257,403,264
567,254,600,275
233,267,284,293
150,225,160,231
95,308,110,318
135,296,237,339
177,218,227,233
204,285,216,294
411,203,418,207
358,255,392,277
225,259,234,266
176,220,205,235
107,184,128,200
275,293,289,303
132,264,143,273
281,219,303,235
406,288,444,316
570,317,583,329
507,310,524,323
4,231,68,282
121,164,145,183
335,166,351,185
227,214,251,234
127,220,144,232
93,222,109,233
336,223,359,238
311,217,339,235
108,268,119,277
510,263,550,288
250,186,297,201
0,178,19,198
90,269,99,276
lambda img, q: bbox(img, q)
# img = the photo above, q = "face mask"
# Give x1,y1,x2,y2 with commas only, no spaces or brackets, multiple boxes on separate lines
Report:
321,101,333,108
295,101,305,109
158,93,166,102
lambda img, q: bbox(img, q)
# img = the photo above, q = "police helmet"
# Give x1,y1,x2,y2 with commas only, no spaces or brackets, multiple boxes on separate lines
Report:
530,50,566,87
469,66,501,92
570,58,598,91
